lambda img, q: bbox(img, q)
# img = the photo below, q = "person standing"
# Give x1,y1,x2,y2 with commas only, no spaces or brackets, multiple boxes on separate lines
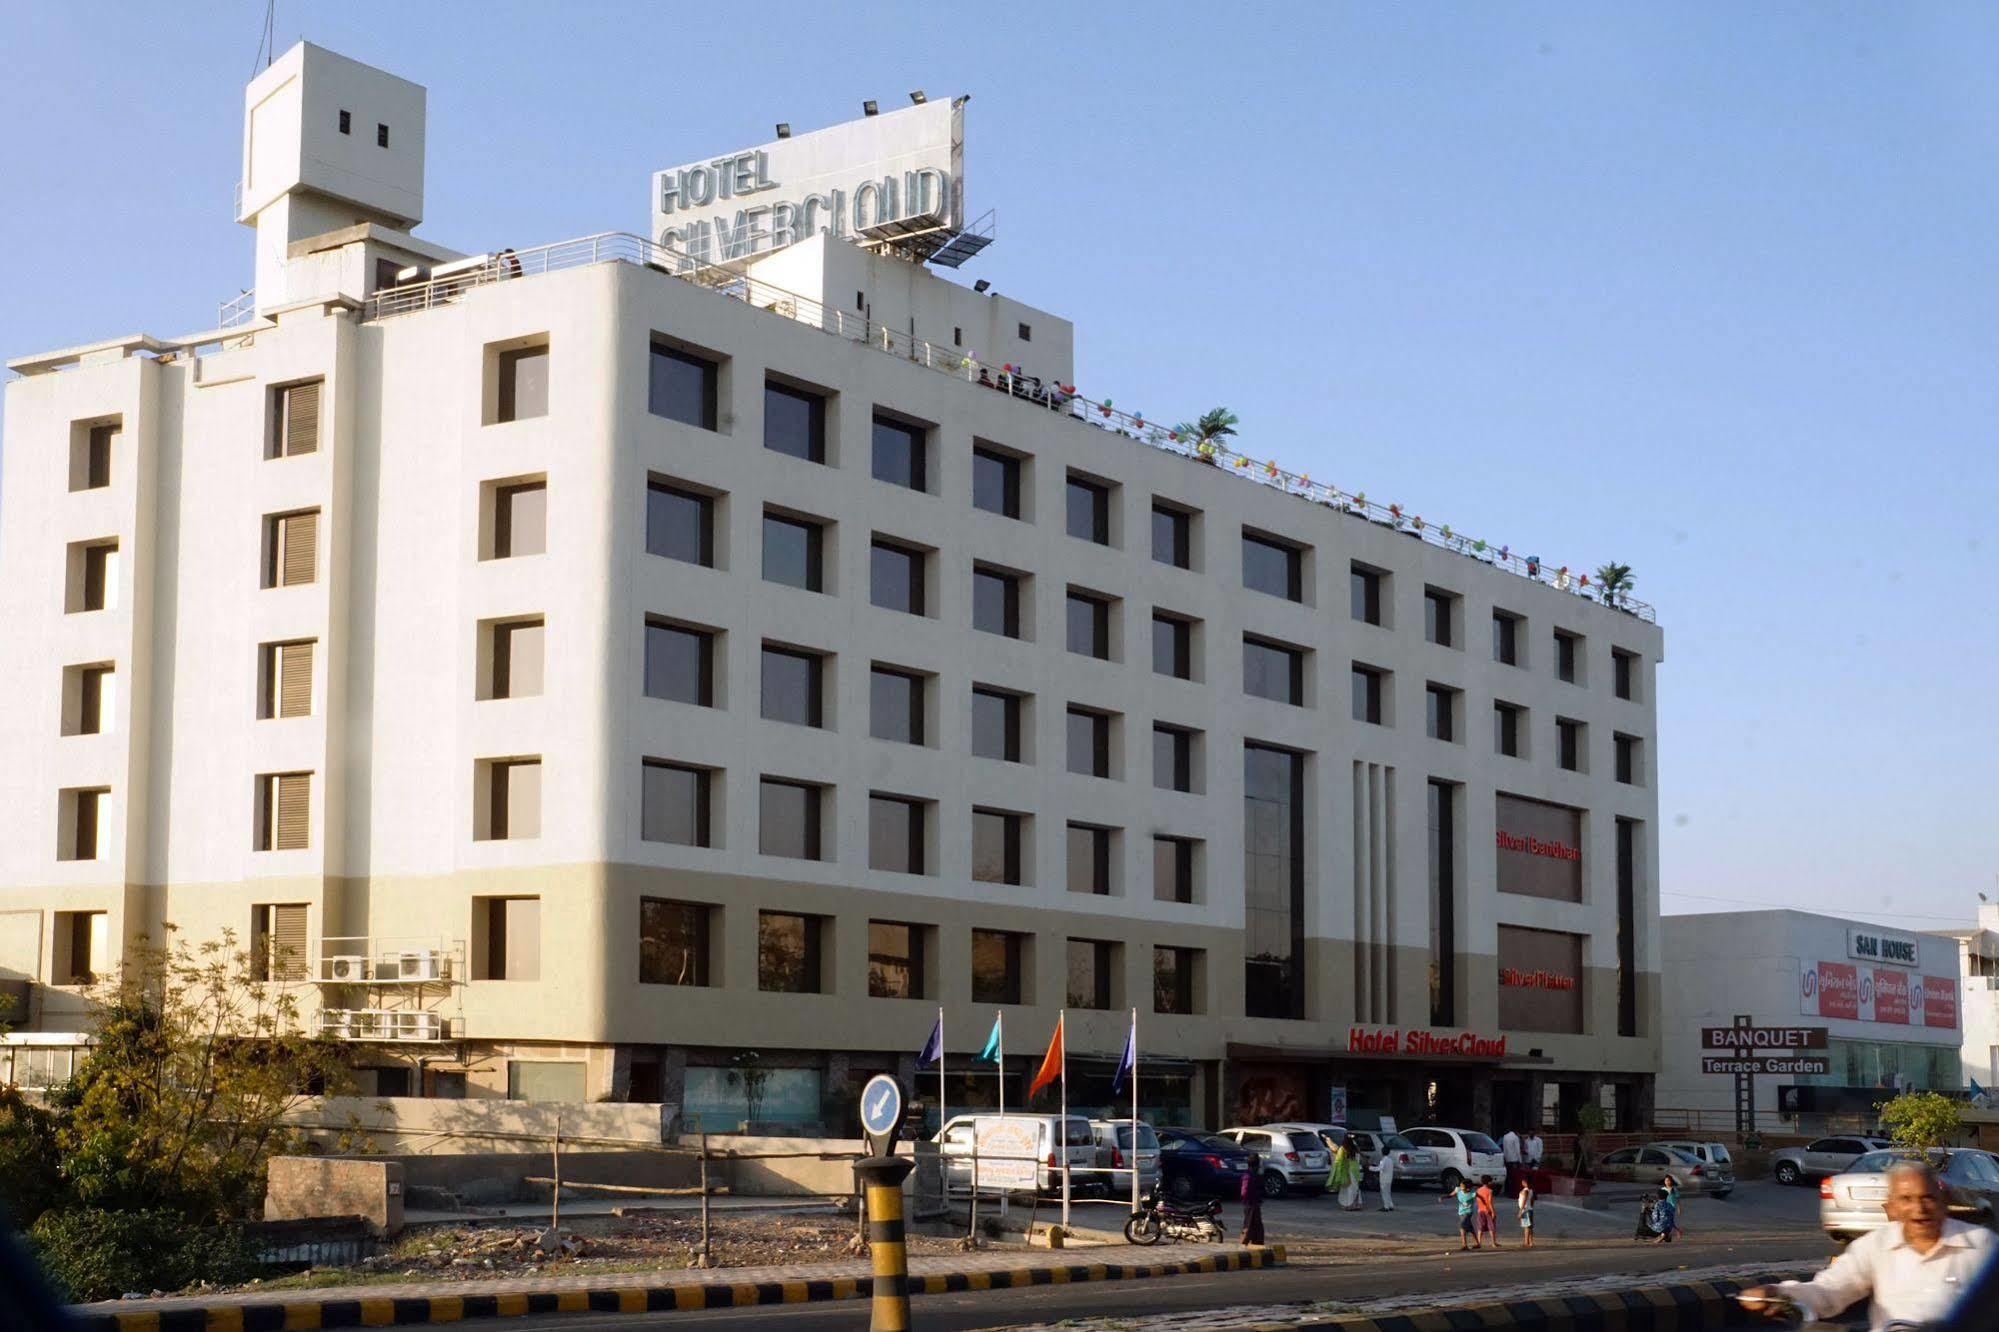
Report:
1516,1178,1536,1248
1330,1139,1363,1210
1377,1140,1398,1212
1447,1178,1481,1250
1475,1175,1502,1248
1525,1128,1545,1176
1240,1153,1266,1246
1500,1126,1523,1193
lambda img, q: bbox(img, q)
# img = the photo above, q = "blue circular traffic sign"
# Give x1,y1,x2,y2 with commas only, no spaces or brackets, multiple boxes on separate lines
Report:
860,1074,905,1140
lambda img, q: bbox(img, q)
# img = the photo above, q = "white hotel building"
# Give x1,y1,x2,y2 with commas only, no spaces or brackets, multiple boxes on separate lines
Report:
0,45,1665,1133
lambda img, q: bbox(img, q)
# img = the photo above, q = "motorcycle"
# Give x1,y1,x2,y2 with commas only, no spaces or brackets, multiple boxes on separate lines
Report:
1124,1189,1227,1245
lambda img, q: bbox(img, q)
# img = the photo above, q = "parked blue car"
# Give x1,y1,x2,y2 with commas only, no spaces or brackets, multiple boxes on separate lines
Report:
1155,1127,1254,1201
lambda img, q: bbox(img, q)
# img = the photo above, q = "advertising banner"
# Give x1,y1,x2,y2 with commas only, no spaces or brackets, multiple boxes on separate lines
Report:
1801,961,1959,1029
1872,969,1911,1024
1925,976,1960,1029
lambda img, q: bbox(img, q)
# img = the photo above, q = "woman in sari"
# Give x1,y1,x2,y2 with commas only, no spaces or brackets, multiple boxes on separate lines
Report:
1329,1138,1363,1210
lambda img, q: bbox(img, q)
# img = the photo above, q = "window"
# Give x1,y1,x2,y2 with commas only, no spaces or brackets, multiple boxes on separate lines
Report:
1066,589,1111,659
972,565,1022,638
1615,733,1641,785
1557,717,1585,772
250,903,309,981
1152,612,1193,679
478,759,541,840
1018,321,1032,341
1243,636,1304,705
871,540,927,615
338,109,351,134
1554,630,1581,684
871,667,925,745
264,510,318,587
972,445,1021,518
641,760,711,847
1243,744,1304,1019
476,896,541,980
971,929,1024,1005
758,912,823,993
1153,836,1196,903
1242,533,1302,601
496,345,549,422
256,772,311,850
765,380,826,462
65,663,115,735
1350,564,1383,625
649,342,718,430
759,778,823,859
57,788,107,861
269,381,321,458
971,687,1023,762
259,639,316,718
1153,724,1194,793
972,809,1024,885
1494,702,1524,757
762,512,825,592
1154,946,1196,1015
1613,648,1639,701
646,481,714,565
376,122,389,148
644,620,715,706
53,910,108,985
1066,476,1112,546
1351,664,1385,725
1067,823,1111,895
760,646,825,727
872,414,928,491
1425,683,1457,742
869,794,926,874
71,421,118,491
1067,939,1115,1010
1429,779,1459,1027
1152,503,1191,568
1066,707,1111,778
869,922,926,999
508,1061,584,1102
1425,588,1457,646
67,540,118,612
485,618,544,700
493,481,547,558
640,899,711,986
1493,610,1523,666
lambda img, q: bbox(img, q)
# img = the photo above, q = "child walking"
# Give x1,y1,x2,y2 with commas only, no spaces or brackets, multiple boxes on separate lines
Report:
1447,1178,1482,1250
1474,1175,1502,1248
1516,1178,1536,1248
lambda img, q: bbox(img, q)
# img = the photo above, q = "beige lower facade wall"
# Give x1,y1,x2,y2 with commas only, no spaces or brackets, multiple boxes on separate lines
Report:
289,1094,671,1153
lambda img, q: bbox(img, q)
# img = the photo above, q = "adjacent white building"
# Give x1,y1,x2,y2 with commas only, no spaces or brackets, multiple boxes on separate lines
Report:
0,44,1666,1134
1933,901,1999,1093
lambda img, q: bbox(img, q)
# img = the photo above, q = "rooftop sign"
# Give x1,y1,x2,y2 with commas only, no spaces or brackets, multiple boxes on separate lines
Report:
650,99,964,267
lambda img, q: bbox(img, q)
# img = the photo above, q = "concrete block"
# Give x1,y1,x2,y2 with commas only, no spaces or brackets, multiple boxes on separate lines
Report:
264,1156,406,1236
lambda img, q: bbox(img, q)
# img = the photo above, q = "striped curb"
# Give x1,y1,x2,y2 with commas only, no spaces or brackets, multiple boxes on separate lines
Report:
77,1245,1285,1329
1227,1271,1801,1332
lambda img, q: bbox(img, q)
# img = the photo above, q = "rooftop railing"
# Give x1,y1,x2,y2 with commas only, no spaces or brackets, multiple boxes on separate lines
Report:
362,231,1657,622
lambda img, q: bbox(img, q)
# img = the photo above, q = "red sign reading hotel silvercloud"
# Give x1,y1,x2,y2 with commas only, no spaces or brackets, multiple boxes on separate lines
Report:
1499,968,1577,991
1495,830,1581,862
1348,1027,1508,1058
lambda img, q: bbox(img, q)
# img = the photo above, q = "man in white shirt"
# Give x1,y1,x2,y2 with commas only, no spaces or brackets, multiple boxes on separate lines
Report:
1500,1127,1523,1191
1742,1161,1991,1330
1525,1130,1544,1170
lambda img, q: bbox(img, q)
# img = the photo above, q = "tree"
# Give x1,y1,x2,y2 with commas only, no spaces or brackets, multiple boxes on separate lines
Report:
1174,407,1239,457
726,1051,772,1129
1879,1090,1964,1153
1594,562,1635,608
1573,1102,1607,1178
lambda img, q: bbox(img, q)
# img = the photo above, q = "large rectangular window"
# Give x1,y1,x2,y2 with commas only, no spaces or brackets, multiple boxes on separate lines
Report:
758,912,823,993
758,778,823,860
1554,630,1581,684
649,342,719,430
869,922,926,999
493,481,547,558
68,663,114,735
259,640,315,719
1493,610,1523,666
1428,779,1458,1028
646,481,714,565
641,760,711,847
762,512,824,592
972,566,1022,638
1615,733,1641,785
871,539,927,615
1350,564,1383,625
1495,793,1583,902
644,620,715,706
1244,744,1304,1019
1066,590,1111,659
765,380,827,461
1243,636,1303,705
264,511,318,588
1425,683,1456,742
1153,835,1196,903
1152,503,1191,568
1425,588,1457,646
1557,717,1585,772
869,794,926,874
1494,701,1524,757
250,903,309,981
972,445,1021,518
1067,476,1110,544
971,686,1023,762
760,646,825,727
1613,648,1639,701
487,619,544,701
1066,707,1111,778
479,759,541,841
270,381,321,458
1153,724,1194,793
971,929,1024,1005
640,899,711,986
870,667,925,745
872,414,928,491
496,345,549,422
256,772,311,851
1066,939,1115,1010
475,896,541,980
1351,664,1385,725
972,809,1024,885
1152,612,1193,679
1067,823,1111,895
1242,533,1302,601
69,540,117,612
1154,946,1196,1015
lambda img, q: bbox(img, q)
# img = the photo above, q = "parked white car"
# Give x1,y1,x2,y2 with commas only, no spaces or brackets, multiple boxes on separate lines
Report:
1219,1125,1332,1197
1260,1122,1443,1188
1399,1126,1506,1189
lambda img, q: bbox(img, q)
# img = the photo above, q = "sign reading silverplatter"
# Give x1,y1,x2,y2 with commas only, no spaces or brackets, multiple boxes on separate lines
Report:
651,99,965,267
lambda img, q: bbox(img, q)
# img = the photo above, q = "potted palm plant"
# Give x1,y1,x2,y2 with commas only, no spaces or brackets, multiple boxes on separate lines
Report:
1174,407,1238,463
1594,562,1635,610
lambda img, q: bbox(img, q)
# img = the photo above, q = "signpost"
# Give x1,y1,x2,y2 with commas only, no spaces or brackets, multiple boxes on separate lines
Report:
1700,1019,1830,1134
854,1074,912,1331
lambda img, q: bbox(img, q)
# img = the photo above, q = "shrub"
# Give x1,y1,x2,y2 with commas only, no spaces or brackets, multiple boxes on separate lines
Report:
27,1207,259,1303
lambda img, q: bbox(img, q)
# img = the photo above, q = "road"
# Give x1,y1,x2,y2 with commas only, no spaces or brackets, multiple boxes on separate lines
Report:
482,1181,1838,1329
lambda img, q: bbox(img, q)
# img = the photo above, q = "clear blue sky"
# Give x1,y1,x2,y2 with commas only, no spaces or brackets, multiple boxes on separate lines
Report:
3,3,1993,930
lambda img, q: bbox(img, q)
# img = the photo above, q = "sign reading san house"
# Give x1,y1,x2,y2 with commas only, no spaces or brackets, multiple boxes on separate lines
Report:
1847,926,1921,967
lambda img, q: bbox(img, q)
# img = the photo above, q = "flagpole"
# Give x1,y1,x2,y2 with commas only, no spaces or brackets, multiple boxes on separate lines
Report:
1059,1010,1070,1230
997,1010,1007,1222
1129,1006,1140,1219
937,1005,946,1140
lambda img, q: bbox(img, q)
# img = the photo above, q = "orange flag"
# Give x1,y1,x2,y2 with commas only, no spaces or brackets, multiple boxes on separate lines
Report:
1028,1013,1065,1100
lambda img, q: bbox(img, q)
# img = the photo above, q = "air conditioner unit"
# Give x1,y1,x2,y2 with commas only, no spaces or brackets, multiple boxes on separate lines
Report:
355,1009,396,1040
320,1009,357,1038
395,1012,443,1041
323,955,369,983
396,951,443,982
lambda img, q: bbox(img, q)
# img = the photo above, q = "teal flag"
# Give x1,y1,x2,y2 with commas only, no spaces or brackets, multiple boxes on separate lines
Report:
978,1013,1002,1063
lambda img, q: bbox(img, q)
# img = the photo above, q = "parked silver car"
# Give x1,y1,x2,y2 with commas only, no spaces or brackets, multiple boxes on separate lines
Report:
1082,1118,1160,1197
1650,1140,1737,1197
1772,1135,1893,1186
1821,1149,1999,1243
1263,1122,1444,1188
1219,1125,1332,1197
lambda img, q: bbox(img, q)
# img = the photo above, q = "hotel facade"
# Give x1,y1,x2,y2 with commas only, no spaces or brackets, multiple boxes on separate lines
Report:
0,45,1666,1135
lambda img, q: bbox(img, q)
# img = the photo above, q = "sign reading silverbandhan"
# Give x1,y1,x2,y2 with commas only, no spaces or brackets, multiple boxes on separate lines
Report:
650,98,965,267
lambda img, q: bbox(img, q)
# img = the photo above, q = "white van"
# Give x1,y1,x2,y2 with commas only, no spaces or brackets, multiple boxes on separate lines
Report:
937,1113,1097,1194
